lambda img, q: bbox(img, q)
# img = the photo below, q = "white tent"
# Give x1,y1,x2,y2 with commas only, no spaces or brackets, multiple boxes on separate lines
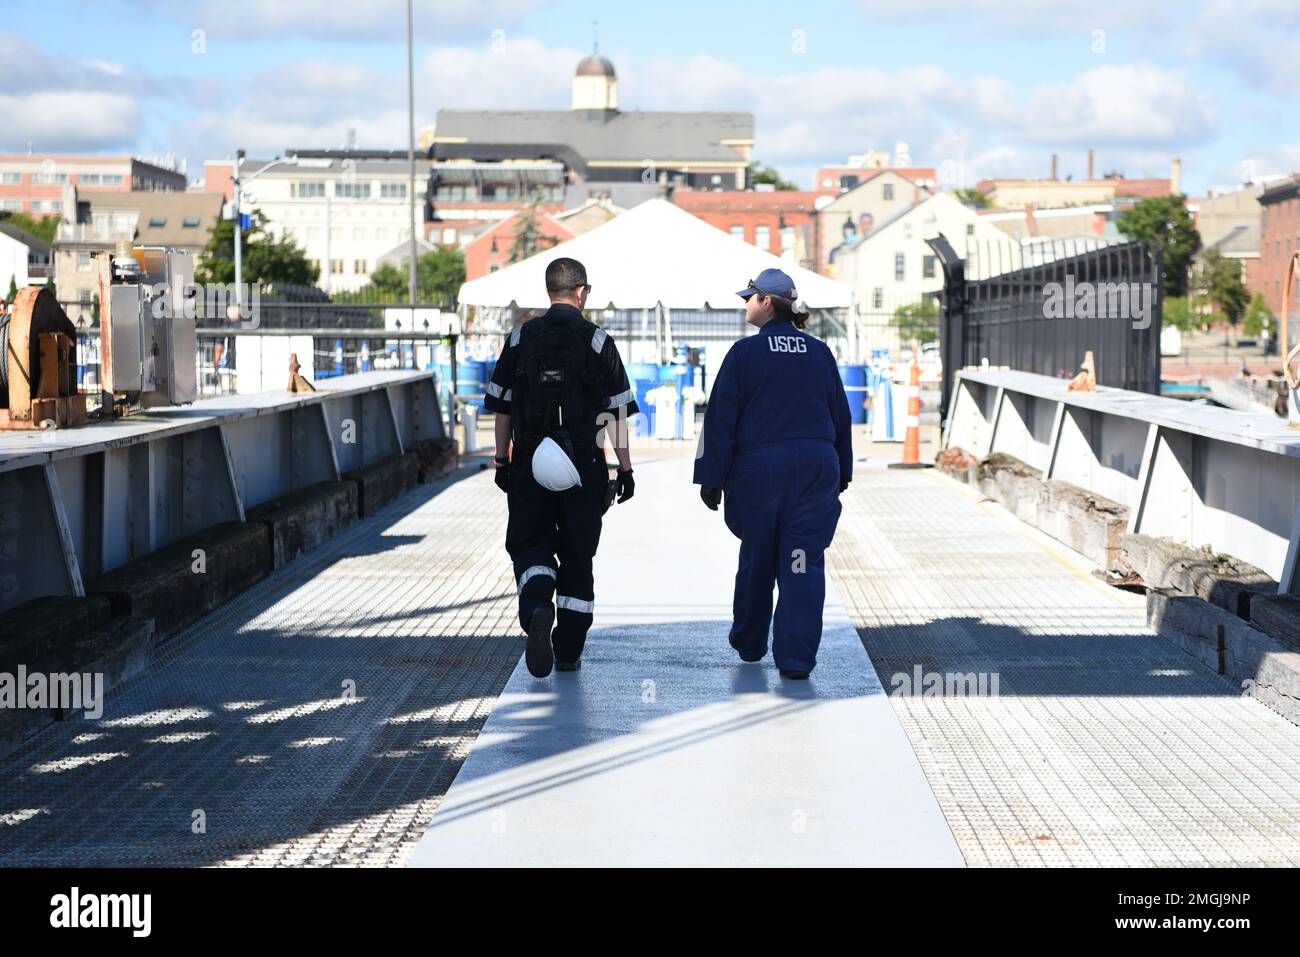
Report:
457,198,851,312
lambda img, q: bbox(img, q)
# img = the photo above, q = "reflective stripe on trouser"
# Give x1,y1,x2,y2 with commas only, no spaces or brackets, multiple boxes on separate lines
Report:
723,442,842,672
505,447,607,656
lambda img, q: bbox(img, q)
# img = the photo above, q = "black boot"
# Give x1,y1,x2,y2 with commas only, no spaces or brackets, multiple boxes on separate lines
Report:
525,606,555,678
779,668,810,679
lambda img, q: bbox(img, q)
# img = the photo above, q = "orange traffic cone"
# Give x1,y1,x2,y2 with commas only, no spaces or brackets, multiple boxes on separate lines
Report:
887,345,933,470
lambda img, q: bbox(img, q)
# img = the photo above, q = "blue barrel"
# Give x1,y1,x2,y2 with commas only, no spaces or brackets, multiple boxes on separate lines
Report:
628,362,659,436
437,362,485,398
838,364,868,424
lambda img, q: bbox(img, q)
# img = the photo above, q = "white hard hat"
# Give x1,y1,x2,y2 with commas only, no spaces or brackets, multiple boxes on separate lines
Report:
531,436,582,491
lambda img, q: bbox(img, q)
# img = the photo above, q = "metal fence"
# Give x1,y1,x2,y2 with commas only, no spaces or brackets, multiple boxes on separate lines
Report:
929,235,1163,424
57,299,463,417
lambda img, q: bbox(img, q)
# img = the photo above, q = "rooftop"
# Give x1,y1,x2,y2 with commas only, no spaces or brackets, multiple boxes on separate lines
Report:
435,108,753,165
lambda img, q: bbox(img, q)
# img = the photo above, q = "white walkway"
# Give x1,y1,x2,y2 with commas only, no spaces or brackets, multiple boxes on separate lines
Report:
409,456,963,867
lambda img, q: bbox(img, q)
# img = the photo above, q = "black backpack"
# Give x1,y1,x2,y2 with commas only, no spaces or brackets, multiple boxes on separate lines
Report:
514,320,604,450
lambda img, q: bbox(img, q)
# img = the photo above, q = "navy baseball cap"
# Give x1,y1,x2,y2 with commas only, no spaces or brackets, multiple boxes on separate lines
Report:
738,267,798,301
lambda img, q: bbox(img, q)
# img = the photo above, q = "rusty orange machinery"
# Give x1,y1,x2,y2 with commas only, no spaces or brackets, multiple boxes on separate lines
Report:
0,285,86,430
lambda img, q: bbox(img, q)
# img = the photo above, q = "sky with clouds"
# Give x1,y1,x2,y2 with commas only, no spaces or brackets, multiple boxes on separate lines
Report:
3,0,1298,197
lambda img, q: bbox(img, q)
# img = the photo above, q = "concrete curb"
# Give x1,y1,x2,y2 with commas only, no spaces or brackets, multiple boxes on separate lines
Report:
1148,588,1300,726
247,480,359,570
937,449,1127,568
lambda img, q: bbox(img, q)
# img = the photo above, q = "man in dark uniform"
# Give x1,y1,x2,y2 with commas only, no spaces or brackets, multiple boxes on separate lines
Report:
483,257,639,678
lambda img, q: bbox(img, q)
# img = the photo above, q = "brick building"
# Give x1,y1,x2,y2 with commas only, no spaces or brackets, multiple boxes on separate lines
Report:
1257,174,1300,315
0,154,185,220
672,189,829,269
462,209,575,280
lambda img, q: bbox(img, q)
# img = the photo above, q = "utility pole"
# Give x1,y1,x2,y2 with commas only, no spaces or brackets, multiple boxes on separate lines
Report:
406,0,418,316
233,149,245,318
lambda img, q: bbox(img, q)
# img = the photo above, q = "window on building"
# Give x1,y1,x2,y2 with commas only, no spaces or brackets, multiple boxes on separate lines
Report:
0,172,20,185
335,181,371,199
32,171,68,185
441,227,456,244
354,259,367,274
182,217,200,228
872,287,883,309
966,223,975,236
101,174,123,186
0,199,21,212
923,255,937,279
380,182,408,199
77,253,92,272
755,225,771,250
291,181,326,199
148,217,166,228
308,259,320,274
730,225,745,240
376,227,389,243
883,182,894,200
331,259,345,275
894,253,905,281
490,264,499,273
79,173,101,185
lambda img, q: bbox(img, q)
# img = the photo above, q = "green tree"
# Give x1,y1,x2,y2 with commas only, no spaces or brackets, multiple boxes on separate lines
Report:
45,277,56,302
952,187,991,209
1243,291,1273,339
891,297,940,344
1115,194,1200,297
0,211,58,244
195,208,319,287
1163,296,1193,332
350,247,466,305
6,275,16,301
418,246,465,304
1194,247,1249,328
750,162,797,191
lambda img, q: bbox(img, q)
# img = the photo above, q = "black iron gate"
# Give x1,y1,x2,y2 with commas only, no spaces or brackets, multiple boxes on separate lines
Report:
928,235,1163,424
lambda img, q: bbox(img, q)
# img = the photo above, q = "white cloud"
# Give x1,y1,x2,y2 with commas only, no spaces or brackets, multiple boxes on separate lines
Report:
1016,63,1215,146
1187,0,1300,96
0,91,141,152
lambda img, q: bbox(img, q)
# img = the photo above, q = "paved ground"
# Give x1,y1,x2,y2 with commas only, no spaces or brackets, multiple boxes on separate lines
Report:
829,459,1300,867
0,465,523,867
2,423,1300,866
409,455,962,868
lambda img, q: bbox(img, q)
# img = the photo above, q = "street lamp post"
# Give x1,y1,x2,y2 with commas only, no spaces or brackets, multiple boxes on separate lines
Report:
406,0,419,339
230,153,299,319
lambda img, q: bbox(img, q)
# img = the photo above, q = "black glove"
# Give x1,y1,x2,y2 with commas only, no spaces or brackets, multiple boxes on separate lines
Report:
616,468,635,503
493,460,510,493
700,486,722,510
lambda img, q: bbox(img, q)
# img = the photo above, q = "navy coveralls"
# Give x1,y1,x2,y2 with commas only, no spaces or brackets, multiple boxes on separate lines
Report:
693,320,853,672
483,303,640,664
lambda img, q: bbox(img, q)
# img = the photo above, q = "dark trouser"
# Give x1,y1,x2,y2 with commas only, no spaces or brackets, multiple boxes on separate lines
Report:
722,441,843,672
505,447,609,664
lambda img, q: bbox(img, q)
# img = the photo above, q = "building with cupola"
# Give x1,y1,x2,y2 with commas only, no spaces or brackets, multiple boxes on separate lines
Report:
426,48,755,245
